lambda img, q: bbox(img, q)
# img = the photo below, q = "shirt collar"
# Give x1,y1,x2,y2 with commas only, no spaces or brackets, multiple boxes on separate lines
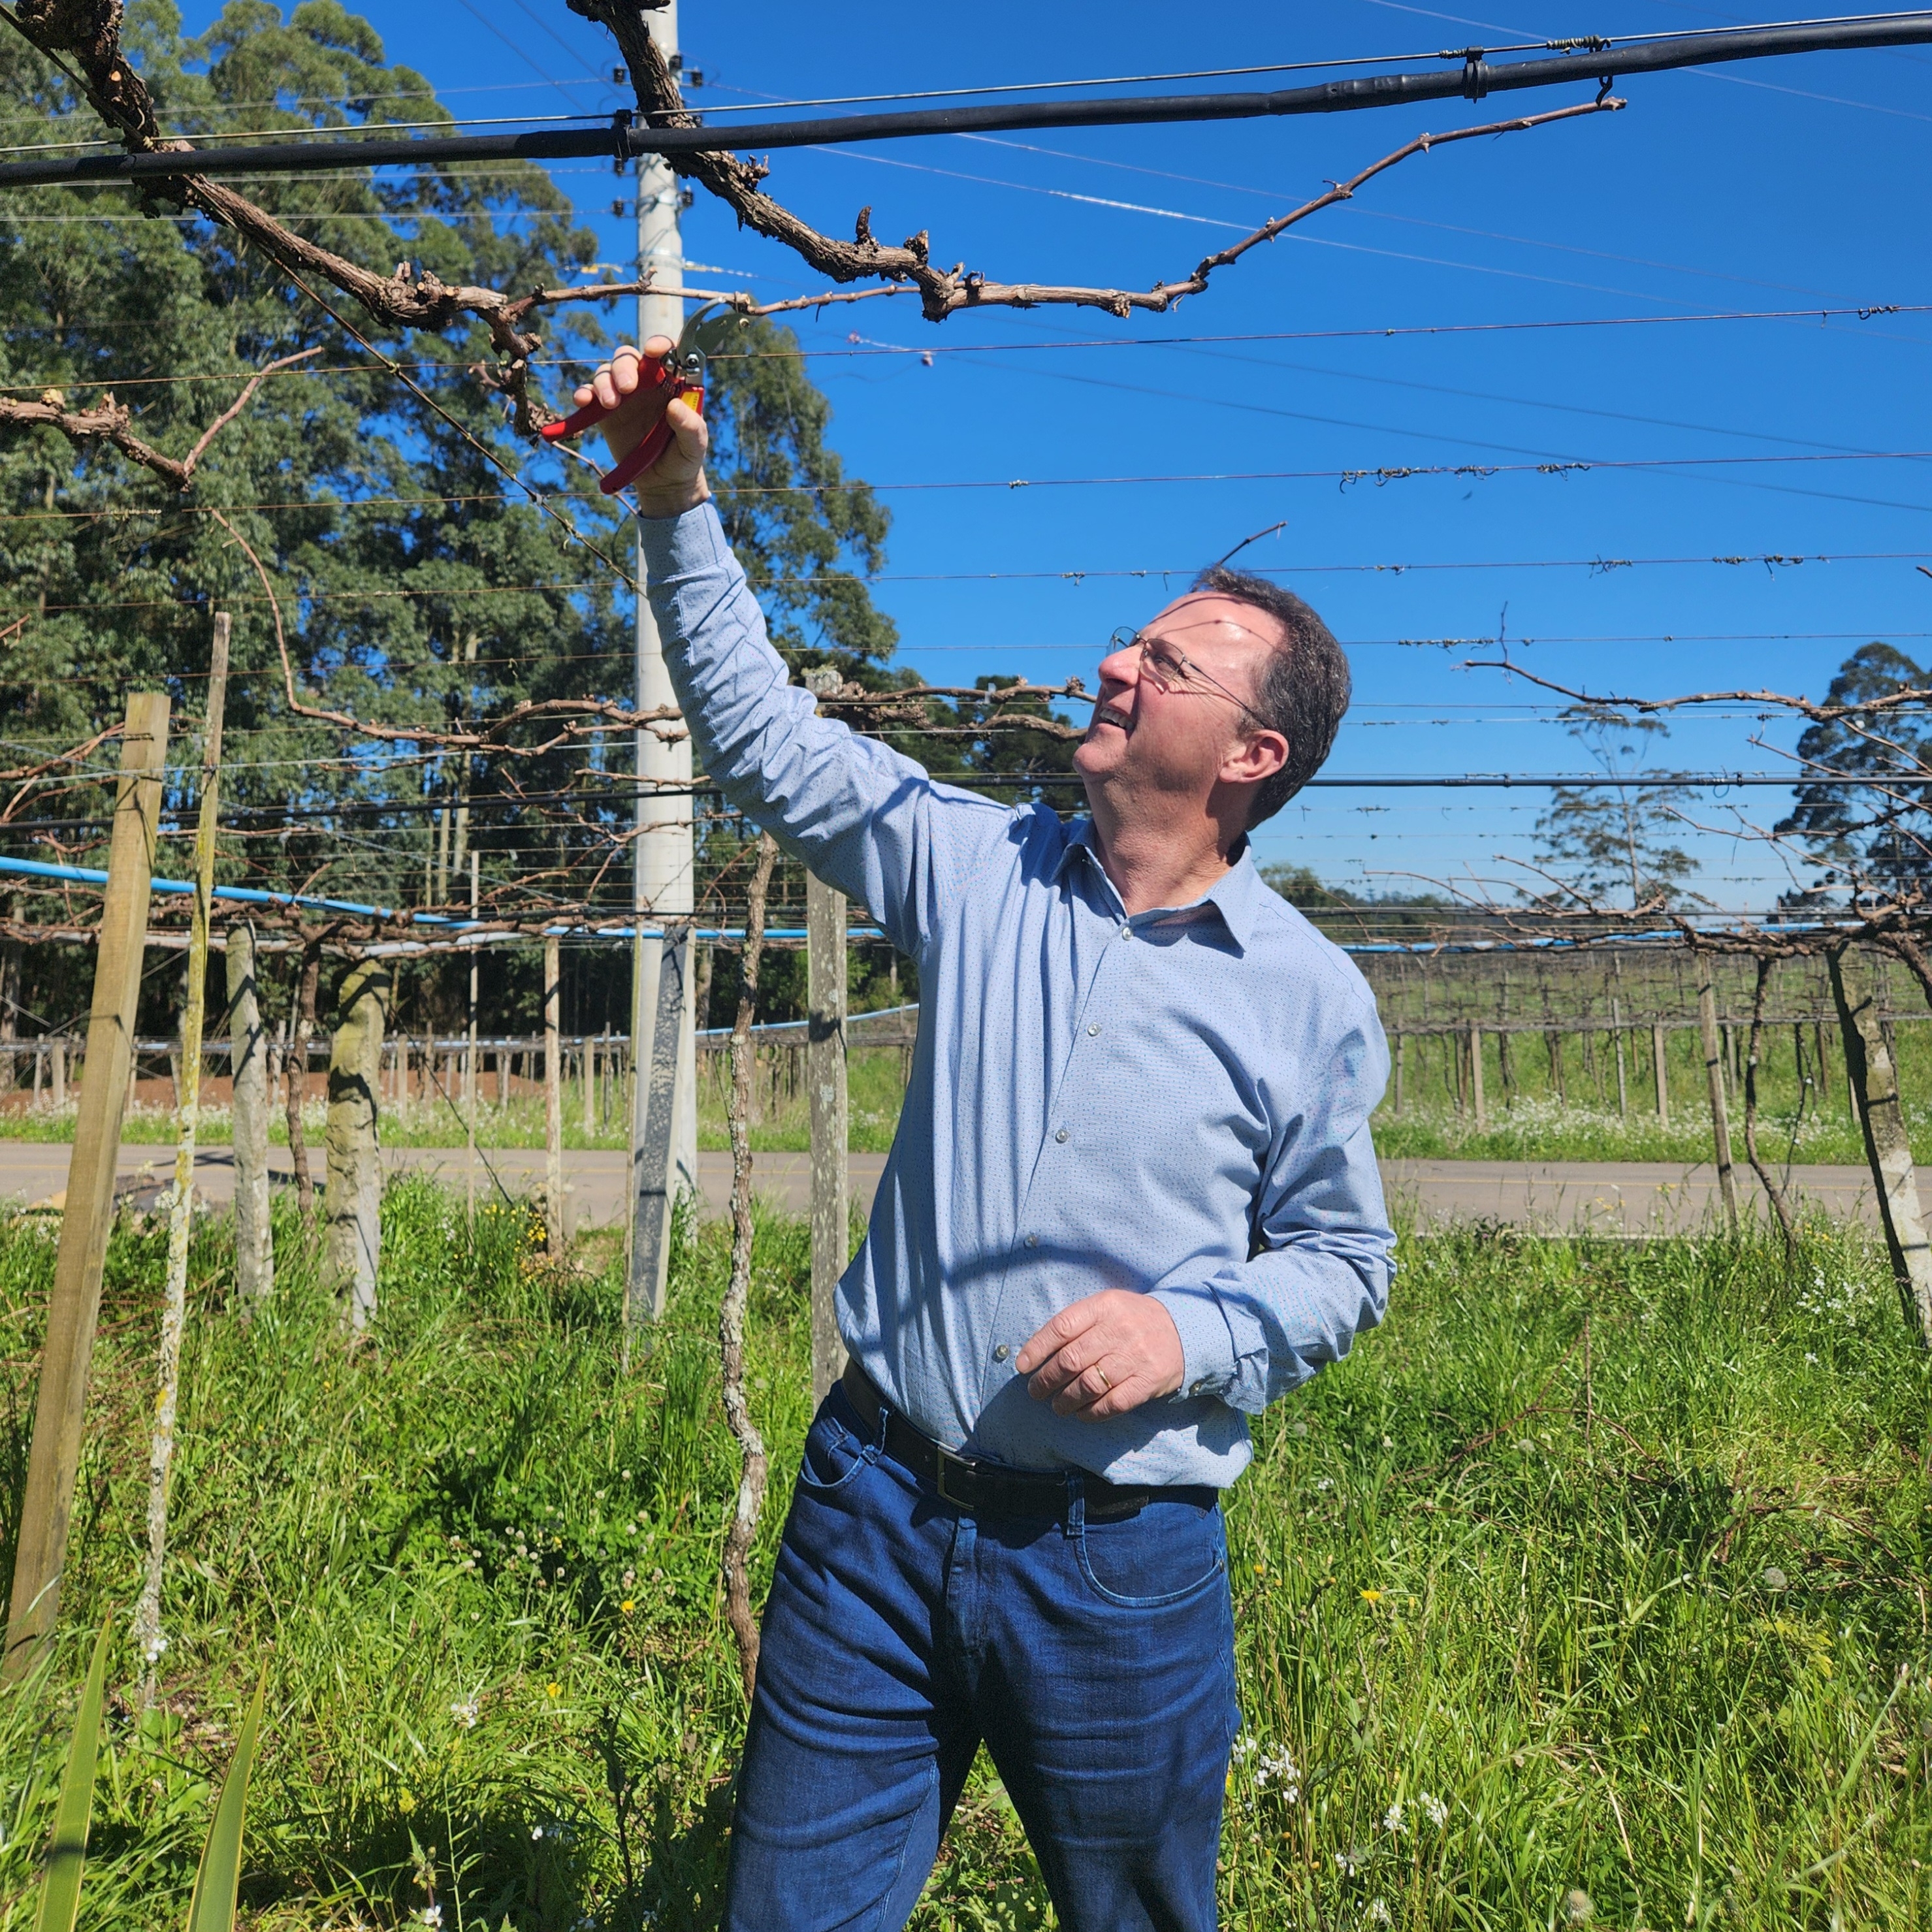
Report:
1055,818,1261,954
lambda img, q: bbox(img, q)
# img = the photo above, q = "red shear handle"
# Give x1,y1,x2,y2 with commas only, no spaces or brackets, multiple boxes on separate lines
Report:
599,375,705,496
538,351,675,443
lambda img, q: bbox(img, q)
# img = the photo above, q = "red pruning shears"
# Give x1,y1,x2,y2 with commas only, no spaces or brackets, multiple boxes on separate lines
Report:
539,302,743,496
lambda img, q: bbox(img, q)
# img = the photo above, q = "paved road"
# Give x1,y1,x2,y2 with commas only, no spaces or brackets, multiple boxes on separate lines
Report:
0,1141,1883,1236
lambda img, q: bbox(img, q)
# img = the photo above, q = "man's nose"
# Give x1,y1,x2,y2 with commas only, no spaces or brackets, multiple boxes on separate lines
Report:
1096,640,1142,688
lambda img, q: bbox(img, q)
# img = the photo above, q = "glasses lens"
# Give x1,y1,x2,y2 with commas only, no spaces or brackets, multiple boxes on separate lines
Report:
1109,626,1139,651
1140,639,1190,690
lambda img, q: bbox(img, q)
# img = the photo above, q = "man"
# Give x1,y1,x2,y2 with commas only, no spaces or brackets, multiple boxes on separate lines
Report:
581,343,1394,1932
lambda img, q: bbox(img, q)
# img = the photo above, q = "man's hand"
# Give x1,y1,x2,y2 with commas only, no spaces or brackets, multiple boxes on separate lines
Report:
574,337,710,518
1016,1290,1185,1422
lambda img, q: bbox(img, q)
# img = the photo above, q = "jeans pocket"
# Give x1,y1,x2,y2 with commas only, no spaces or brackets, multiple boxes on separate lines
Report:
1074,1498,1227,1609
796,1392,873,1494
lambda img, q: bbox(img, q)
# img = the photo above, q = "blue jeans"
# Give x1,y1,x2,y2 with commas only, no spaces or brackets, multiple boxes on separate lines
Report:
722,1381,1241,1932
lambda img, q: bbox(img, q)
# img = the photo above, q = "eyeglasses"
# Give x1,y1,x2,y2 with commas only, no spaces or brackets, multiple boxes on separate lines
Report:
1108,626,1274,733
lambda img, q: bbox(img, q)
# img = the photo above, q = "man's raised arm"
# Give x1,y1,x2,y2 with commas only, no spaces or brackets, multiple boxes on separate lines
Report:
583,340,1007,954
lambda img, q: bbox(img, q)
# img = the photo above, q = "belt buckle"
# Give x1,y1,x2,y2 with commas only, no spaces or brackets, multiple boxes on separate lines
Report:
934,1444,980,1510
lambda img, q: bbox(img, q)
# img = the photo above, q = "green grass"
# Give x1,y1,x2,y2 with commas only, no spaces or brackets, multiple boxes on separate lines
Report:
0,1195,1927,1927
1370,1094,1886,1167
0,1048,914,1155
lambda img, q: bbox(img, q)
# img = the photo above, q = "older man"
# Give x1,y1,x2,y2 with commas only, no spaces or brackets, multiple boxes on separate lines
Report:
582,344,1394,1932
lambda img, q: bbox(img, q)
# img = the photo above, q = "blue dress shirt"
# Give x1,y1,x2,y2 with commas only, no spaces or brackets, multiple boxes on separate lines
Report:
644,504,1395,1489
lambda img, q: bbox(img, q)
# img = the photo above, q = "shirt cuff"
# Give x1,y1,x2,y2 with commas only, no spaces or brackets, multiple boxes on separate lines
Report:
1151,1284,1241,1401
637,496,729,569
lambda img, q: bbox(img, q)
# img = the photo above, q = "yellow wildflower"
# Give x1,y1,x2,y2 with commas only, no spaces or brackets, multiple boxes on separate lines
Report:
1359,1588,1383,1606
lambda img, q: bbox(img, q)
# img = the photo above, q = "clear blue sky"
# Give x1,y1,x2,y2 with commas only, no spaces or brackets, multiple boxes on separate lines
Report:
209,3,1932,909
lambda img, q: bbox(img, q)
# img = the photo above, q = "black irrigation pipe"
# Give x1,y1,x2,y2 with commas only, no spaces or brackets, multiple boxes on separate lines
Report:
4,14,1929,190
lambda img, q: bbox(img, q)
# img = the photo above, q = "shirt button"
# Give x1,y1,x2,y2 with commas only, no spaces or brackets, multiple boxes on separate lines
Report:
1025,1232,1038,1248
1191,1379,1208,1396
1119,927,1132,941
1055,1127,1070,1144
1087,1023,1101,1037
993,1343,1010,1361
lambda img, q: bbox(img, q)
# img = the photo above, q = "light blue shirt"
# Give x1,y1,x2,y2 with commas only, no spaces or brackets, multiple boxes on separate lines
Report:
645,504,1396,1489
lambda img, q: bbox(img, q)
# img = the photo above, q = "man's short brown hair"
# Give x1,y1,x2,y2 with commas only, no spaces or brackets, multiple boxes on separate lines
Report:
1191,563,1351,828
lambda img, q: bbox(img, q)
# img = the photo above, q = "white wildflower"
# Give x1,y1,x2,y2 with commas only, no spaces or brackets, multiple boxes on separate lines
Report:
1334,1846,1365,1878
450,1698,480,1730
1367,1903,1392,1928
142,1632,169,1665
1420,1791,1449,1829
1383,1799,1406,1835
417,1910,443,1930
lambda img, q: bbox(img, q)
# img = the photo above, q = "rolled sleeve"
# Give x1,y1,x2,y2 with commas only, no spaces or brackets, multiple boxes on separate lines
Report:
1154,1001,1395,1416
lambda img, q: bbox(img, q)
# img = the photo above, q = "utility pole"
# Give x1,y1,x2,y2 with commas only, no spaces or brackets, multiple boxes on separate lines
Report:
628,0,697,1340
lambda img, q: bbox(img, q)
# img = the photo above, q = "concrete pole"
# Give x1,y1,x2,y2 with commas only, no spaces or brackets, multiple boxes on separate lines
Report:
227,922,272,1304
807,869,849,1404
1697,966,1739,1232
5,692,169,1678
544,933,564,1252
628,0,698,1340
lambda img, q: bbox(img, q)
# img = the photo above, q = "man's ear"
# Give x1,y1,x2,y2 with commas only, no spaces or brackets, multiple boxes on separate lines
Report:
1222,726,1289,788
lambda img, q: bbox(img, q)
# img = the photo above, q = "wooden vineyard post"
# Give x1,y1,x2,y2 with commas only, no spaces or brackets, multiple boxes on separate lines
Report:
1393,1033,1405,1116
1611,999,1629,1116
1829,947,1932,1347
1652,1022,1670,1124
133,616,229,1692
227,922,272,1303
1697,965,1740,1232
4,692,170,1679
1467,1022,1487,1134
807,869,850,1405
324,958,391,1334
544,933,564,1253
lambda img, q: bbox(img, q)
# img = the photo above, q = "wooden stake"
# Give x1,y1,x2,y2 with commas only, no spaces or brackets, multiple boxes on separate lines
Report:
286,942,320,1218
1829,946,1932,1347
4,691,170,1679
1468,1021,1487,1135
1652,1022,1669,1125
133,619,229,1693
544,933,564,1252
807,869,850,1405
1611,997,1628,1117
324,956,391,1332
1698,965,1739,1232
720,835,778,1701
227,922,272,1304
466,850,479,1216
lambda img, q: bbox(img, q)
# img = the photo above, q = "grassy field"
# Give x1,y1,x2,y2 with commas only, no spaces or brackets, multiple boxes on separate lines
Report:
0,1188,1925,1928
0,1048,914,1155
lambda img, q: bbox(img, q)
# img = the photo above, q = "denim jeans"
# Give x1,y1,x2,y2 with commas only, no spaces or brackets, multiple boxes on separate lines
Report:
722,1380,1242,1932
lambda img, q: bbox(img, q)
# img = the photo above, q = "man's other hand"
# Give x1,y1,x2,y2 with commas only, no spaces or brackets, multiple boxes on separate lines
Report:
575,338,710,517
1016,1290,1185,1421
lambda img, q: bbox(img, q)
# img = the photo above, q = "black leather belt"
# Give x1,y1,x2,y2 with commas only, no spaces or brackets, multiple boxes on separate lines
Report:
839,1360,1214,1523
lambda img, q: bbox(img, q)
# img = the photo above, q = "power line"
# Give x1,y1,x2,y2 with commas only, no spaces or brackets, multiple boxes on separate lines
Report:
7,14,1931,189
